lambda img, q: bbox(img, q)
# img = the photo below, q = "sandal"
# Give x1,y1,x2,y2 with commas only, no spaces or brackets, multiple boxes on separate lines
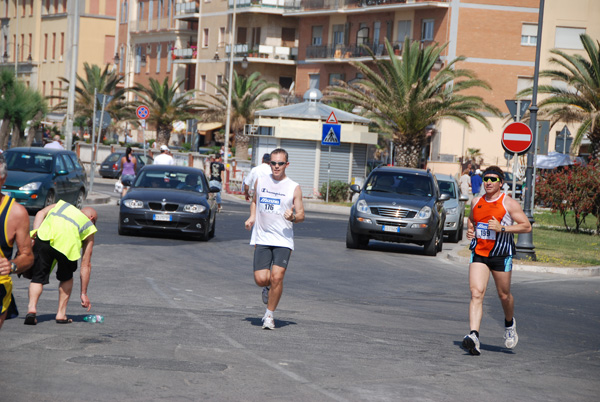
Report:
24,313,37,325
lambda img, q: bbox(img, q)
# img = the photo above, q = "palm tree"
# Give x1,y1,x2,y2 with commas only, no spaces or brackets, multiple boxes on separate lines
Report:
0,69,48,150
128,77,199,147
520,34,600,159
325,38,501,167
55,63,126,131
199,71,280,160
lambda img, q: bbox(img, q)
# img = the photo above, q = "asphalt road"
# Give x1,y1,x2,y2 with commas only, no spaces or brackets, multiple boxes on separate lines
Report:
0,192,598,402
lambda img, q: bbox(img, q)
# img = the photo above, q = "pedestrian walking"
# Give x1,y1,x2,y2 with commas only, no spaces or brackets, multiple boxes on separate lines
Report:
120,147,137,198
244,148,305,330
44,134,64,150
25,201,98,325
243,153,272,201
459,169,471,200
154,145,175,165
209,154,225,212
471,168,483,197
0,156,34,330
462,166,531,355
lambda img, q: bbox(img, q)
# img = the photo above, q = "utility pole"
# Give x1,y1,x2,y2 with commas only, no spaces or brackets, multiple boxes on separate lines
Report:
64,0,81,151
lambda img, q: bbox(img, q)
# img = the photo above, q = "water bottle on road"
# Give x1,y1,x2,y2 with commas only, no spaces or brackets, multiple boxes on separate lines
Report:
83,314,104,323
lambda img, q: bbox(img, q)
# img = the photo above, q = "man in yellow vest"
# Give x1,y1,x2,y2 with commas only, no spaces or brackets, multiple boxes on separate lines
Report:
0,156,35,330
25,201,97,325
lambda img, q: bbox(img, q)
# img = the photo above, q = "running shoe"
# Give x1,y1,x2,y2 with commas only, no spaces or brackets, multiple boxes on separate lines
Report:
504,318,519,349
262,315,275,330
262,286,270,305
462,333,481,356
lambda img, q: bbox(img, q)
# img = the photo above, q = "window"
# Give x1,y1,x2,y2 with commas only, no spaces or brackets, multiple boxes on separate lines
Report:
356,24,369,45
50,81,54,105
122,1,128,23
279,76,293,90
135,46,141,73
517,77,533,99
44,33,48,60
201,75,206,91
29,0,33,16
216,75,223,92
119,46,124,73
329,73,345,86
139,2,144,21
28,33,32,59
312,26,323,46
203,28,209,48
60,32,64,59
167,45,172,72
251,27,261,49
521,24,537,46
397,20,411,43
421,19,434,41
555,27,585,49
332,25,345,46
52,32,56,60
219,27,225,47
237,27,247,44
282,27,295,45
156,44,161,73
148,0,154,29
373,22,381,46
309,74,320,89
42,81,46,96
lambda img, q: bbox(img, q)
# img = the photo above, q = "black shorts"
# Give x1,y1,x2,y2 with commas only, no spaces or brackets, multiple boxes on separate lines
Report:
470,252,513,272
31,239,78,285
253,245,292,271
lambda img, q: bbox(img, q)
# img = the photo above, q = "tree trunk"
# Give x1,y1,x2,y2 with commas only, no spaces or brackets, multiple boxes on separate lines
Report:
26,112,44,147
589,126,600,161
234,130,250,161
0,120,11,151
156,125,171,148
393,137,424,168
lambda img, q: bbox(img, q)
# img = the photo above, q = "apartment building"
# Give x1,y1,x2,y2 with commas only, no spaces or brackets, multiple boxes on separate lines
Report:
0,0,117,109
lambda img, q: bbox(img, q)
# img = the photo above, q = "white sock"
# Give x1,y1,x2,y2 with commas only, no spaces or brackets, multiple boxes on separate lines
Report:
265,309,274,318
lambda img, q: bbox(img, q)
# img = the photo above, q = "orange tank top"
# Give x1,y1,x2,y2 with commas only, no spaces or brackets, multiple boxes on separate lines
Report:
469,193,515,257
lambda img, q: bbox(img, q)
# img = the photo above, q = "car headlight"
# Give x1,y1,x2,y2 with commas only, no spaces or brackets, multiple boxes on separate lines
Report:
357,199,369,213
417,206,432,219
184,204,206,213
123,199,144,208
19,182,42,191
446,207,457,215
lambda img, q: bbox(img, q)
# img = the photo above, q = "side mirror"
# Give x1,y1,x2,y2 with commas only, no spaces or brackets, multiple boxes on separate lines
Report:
459,194,469,202
350,184,361,193
209,186,221,193
438,193,451,202
55,170,69,176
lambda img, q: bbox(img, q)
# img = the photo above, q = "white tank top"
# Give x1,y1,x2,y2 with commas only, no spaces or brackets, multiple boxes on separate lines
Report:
250,174,299,250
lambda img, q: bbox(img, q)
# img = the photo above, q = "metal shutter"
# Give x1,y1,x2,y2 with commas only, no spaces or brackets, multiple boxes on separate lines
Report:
280,139,317,197
351,144,368,179
318,143,351,189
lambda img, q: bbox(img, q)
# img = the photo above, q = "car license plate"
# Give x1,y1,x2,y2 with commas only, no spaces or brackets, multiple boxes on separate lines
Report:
153,214,172,222
382,226,400,233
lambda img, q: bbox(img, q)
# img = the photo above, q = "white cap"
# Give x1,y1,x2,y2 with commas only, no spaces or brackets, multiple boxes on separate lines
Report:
475,169,482,175
160,145,169,152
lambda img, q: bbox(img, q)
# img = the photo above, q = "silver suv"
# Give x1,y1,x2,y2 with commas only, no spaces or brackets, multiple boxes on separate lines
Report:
346,167,449,256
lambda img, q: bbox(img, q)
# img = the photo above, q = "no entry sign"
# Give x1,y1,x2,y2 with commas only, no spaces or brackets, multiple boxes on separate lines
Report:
502,122,533,154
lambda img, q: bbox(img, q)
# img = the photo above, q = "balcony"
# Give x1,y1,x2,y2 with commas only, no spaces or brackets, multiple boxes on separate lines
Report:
283,0,448,14
228,0,287,12
133,17,178,32
228,44,298,63
172,47,197,61
175,1,200,21
306,41,404,60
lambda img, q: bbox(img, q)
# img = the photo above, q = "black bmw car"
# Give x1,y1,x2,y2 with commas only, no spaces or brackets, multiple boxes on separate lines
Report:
118,165,219,240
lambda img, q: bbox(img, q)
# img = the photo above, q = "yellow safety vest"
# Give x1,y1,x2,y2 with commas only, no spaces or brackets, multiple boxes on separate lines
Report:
36,200,97,261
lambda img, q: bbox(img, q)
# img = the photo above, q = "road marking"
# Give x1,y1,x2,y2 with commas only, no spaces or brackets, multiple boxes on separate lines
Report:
146,277,348,402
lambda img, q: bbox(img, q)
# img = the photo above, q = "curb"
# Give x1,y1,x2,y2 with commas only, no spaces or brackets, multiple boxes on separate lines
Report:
445,245,600,277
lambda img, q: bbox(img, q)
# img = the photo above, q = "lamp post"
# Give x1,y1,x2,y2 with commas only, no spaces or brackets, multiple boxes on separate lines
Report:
515,0,545,261
223,0,238,169
64,0,81,151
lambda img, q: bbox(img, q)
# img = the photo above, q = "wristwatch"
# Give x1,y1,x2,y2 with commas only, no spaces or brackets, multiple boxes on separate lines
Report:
9,262,17,274
501,226,506,232
291,213,296,223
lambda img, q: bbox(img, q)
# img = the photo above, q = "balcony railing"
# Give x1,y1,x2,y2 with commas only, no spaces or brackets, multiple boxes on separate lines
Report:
306,41,404,59
284,0,447,12
176,1,200,15
135,17,175,32
173,47,197,60
228,0,287,9
226,44,298,61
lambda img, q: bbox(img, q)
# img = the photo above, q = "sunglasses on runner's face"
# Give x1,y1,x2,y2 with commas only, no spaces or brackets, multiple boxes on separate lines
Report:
270,161,286,166
483,176,502,183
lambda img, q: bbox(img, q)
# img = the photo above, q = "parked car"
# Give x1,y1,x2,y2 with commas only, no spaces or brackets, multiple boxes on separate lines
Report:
2,147,88,212
502,171,523,199
99,151,154,179
435,173,469,243
118,165,220,240
347,166,449,256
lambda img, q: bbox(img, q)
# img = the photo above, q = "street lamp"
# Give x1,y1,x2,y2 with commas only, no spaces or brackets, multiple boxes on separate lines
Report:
241,55,248,69
213,51,220,61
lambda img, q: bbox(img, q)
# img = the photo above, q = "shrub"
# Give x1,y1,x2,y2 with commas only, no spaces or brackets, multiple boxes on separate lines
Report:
319,180,350,203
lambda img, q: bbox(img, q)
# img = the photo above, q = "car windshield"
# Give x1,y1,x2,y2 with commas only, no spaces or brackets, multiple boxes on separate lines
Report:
438,180,456,198
134,170,204,193
104,153,121,164
5,151,53,173
365,172,432,197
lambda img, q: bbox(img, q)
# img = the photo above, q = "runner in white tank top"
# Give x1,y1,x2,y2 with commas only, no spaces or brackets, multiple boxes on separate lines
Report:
244,149,305,329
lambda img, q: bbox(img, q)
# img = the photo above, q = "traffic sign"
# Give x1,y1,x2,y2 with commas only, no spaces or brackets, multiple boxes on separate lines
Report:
136,105,150,120
94,111,111,129
502,122,533,154
505,99,530,122
326,111,338,124
322,124,341,146
96,93,114,107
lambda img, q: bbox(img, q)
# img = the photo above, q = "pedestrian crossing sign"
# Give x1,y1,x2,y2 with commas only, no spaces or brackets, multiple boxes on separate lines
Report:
322,124,341,146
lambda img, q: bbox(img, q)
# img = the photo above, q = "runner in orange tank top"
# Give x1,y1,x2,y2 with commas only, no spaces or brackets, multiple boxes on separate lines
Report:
461,166,531,356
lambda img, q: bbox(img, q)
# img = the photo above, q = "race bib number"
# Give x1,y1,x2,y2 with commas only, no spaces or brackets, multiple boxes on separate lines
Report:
476,222,496,240
259,197,282,214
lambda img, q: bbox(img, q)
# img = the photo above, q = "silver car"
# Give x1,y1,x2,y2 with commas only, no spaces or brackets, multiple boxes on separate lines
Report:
434,173,468,243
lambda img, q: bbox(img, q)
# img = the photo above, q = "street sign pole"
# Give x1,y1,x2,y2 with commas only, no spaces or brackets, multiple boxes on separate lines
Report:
89,89,98,194
515,0,545,261
511,104,522,199
326,146,331,203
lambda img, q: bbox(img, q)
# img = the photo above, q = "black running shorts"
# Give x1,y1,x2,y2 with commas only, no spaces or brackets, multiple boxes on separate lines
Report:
253,245,292,272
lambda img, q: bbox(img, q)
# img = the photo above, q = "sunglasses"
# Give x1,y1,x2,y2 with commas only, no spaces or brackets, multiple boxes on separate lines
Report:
270,161,286,166
483,176,502,183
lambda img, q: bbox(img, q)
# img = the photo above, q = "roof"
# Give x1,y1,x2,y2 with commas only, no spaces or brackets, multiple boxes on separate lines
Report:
255,101,371,124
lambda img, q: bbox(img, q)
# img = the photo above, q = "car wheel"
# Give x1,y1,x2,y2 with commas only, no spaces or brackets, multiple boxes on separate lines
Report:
448,224,461,243
346,223,368,249
75,189,85,209
44,190,55,207
458,219,464,241
423,230,439,256
208,215,216,239
198,221,211,241
437,229,444,252
118,223,129,236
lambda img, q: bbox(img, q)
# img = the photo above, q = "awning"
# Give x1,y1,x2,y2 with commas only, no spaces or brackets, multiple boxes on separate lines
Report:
197,122,223,132
536,151,573,169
